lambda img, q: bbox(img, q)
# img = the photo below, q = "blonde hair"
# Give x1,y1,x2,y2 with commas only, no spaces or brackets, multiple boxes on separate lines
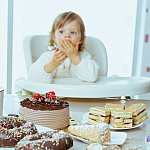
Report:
49,11,85,51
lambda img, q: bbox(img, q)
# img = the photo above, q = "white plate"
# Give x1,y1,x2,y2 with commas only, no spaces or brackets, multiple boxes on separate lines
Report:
70,131,127,145
16,76,150,98
109,122,143,130
82,113,144,130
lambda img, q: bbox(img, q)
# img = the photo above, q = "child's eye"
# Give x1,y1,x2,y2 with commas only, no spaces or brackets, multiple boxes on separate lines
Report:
71,31,77,35
59,30,64,34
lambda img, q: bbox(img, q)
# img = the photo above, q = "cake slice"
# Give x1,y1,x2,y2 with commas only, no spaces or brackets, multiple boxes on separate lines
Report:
105,103,125,110
88,107,110,124
110,110,133,128
126,103,148,124
126,103,146,116
68,123,111,143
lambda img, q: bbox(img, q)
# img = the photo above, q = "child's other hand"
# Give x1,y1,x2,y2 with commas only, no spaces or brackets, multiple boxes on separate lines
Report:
52,48,67,66
60,40,81,65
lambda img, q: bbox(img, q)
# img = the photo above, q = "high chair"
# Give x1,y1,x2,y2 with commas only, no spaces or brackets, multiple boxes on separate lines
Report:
18,34,150,98
23,35,108,76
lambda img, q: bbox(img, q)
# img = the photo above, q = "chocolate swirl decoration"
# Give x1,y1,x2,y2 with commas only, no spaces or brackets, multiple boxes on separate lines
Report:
20,91,69,110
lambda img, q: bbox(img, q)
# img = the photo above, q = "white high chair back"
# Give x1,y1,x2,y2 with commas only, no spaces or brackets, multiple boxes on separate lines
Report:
23,35,108,76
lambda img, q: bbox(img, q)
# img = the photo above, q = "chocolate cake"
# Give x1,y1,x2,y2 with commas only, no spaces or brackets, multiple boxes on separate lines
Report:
19,91,70,130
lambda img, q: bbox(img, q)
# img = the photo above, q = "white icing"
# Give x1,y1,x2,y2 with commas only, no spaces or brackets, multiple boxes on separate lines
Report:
96,123,109,132
68,123,110,143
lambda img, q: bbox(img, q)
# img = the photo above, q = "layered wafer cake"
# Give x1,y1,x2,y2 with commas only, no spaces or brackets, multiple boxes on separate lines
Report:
88,107,110,124
126,103,148,125
105,103,125,110
19,91,70,130
68,123,111,144
110,110,133,128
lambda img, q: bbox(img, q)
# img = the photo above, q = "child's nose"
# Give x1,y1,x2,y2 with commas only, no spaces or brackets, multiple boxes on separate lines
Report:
64,32,70,38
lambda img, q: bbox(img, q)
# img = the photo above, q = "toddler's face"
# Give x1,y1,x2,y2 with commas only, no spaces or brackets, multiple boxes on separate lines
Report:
54,20,81,50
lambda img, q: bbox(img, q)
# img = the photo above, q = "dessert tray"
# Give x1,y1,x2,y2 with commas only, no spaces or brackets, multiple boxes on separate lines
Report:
82,113,144,130
69,131,127,145
16,76,150,98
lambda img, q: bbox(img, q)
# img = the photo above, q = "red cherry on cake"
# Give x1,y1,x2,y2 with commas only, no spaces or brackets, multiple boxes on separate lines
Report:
48,91,56,95
53,95,57,99
46,91,56,98
47,94,56,99
33,93,41,99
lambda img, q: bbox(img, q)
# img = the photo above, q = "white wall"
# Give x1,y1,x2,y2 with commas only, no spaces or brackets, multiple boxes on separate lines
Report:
0,0,138,93
0,0,8,92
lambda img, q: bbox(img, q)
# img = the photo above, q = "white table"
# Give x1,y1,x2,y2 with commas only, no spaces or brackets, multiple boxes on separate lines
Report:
2,94,150,149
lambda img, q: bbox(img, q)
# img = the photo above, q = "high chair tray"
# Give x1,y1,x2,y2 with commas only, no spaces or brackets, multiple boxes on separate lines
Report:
16,76,150,98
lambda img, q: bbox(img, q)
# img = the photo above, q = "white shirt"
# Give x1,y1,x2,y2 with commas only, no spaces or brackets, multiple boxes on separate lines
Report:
28,50,100,83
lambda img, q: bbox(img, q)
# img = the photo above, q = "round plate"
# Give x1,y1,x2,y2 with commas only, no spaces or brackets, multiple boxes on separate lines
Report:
109,122,143,130
85,121,144,130
82,112,144,130
16,76,150,98
69,131,127,145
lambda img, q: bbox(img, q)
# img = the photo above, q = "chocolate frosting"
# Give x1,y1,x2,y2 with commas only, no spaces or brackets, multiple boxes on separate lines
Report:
20,96,69,111
0,116,37,148
15,130,73,150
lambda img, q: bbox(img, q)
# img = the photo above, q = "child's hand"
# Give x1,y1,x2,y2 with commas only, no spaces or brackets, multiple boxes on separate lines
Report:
60,40,81,65
44,49,67,73
52,48,67,66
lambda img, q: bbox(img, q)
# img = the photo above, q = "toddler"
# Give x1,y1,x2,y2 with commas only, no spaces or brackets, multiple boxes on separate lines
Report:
29,11,100,83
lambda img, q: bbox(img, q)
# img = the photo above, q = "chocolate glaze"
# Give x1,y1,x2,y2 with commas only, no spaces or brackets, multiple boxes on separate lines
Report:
0,116,37,148
15,130,73,150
